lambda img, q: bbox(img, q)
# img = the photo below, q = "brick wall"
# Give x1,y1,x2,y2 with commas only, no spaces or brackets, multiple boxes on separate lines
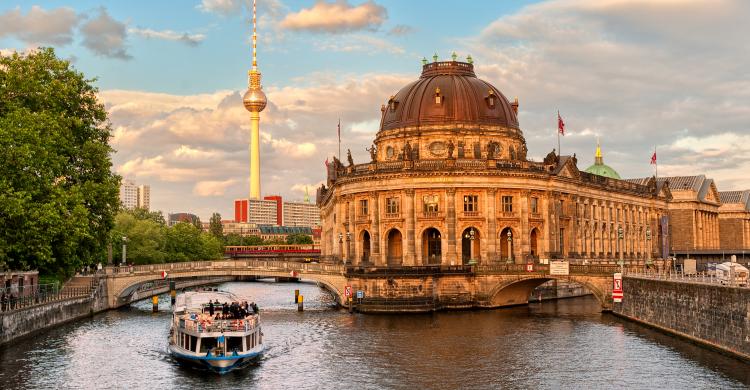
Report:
614,277,750,361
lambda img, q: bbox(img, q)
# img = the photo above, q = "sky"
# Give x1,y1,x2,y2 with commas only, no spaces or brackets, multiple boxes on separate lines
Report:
2,0,749,220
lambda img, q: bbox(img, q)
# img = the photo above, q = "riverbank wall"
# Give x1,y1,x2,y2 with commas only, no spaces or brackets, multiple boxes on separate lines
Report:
0,278,109,346
613,276,750,362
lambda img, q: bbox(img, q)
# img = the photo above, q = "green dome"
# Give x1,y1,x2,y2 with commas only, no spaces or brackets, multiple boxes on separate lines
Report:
584,141,621,179
584,163,621,179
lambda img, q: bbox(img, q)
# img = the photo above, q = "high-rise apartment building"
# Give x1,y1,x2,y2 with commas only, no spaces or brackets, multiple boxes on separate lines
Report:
120,180,138,209
137,185,150,211
234,195,320,228
283,200,320,227
120,179,151,210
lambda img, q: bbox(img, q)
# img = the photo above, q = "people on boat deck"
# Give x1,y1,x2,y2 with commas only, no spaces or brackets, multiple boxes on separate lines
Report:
197,300,260,320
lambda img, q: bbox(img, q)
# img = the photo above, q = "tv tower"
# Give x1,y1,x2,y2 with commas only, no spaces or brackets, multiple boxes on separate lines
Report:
243,0,267,199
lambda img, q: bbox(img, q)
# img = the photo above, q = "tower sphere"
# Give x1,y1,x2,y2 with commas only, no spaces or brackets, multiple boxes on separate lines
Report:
243,88,267,112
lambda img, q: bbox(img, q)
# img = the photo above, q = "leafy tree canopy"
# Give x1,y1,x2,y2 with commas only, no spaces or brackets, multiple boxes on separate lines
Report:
0,48,119,276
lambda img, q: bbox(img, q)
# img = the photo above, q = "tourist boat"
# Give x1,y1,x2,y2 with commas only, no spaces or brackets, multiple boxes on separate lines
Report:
168,290,263,374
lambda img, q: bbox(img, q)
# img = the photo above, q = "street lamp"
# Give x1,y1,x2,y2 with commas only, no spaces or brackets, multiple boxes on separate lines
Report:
617,226,624,272
464,228,477,265
506,230,513,264
121,236,128,266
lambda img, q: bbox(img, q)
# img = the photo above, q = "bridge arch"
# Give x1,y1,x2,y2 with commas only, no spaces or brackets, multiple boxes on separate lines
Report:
486,276,609,309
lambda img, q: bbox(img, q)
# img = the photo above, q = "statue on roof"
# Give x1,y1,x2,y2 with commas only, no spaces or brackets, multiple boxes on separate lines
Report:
544,148,559,165
447,140,455,159
347,149,354,167
366,144,377,162
519,142,527,161
572,153,578,166
403,141,412,161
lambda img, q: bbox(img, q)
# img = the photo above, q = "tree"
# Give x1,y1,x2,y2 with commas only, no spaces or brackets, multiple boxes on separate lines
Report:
286,233,313,245
209,212,223,238
111,212,166,264
193,216,203,231
129,207,166,226
0,48,119,276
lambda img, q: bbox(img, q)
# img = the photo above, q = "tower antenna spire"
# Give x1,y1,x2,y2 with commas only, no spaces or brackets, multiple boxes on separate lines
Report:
252,0,258,70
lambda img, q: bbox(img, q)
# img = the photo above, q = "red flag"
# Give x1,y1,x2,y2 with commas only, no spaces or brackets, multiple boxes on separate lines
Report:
324,157,329,168
557,111,565,135
650,151,657,165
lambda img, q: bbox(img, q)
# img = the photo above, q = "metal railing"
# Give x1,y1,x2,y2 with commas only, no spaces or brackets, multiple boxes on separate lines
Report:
106,259,346,277
177,315,260,333
0,283,92,312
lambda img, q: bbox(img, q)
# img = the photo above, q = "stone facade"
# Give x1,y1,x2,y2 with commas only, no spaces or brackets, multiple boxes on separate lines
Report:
719,190,750,250
318,61,670,266
614,276,750,361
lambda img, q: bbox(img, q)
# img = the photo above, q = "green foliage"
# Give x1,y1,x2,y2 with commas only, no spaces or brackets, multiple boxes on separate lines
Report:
286,233,313,245
110,210,223,264
209,212,223,238
0,48,119,276
129,207,166,226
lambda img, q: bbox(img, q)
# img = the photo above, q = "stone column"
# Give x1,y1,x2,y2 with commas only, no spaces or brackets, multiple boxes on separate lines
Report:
371,192,381,265
348,199,355,263
446,188,457,265
485,189,497,263
519,191,529,262
696,211,703,250
405,189,416,266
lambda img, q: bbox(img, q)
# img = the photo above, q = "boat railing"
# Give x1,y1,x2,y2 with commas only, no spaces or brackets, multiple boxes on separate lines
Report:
177,315,259,333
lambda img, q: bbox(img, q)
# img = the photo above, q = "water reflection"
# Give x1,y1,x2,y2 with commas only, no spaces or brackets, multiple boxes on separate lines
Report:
0,280,746,389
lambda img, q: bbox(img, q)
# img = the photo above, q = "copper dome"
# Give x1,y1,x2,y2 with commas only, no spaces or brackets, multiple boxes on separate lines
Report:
379,61,519,132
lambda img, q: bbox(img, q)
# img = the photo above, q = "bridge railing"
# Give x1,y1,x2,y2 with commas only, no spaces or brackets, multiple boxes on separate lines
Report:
0,283,91,312
345,265,473,277
105,259,346,277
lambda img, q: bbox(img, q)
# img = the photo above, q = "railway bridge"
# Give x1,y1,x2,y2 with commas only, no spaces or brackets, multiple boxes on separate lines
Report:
104,259,628,312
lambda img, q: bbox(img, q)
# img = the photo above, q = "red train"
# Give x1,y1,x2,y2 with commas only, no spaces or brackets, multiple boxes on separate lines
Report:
224,244,320,258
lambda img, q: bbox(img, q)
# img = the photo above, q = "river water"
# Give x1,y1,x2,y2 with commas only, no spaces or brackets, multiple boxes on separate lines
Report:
0,280,748,389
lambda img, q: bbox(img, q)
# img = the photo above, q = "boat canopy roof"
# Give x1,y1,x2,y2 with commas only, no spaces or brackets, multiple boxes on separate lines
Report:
716,262,750,272
174,291,249,313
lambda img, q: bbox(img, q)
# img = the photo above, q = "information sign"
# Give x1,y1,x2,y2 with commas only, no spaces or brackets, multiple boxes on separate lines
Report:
526,263,534,272
550,260,569,275
356,290,364,299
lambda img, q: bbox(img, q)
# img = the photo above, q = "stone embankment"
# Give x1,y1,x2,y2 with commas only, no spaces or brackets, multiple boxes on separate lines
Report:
613,276,750,362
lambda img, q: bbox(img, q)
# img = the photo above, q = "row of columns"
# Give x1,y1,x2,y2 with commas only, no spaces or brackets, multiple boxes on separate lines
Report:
695,210,719,250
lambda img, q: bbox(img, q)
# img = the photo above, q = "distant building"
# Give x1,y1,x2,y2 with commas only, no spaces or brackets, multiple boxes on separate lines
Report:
283,200,320,227
234,195,320,228
718,190,750,251
120,179,151,210
120,179,138,209
168,213,200,227
137,185,151,211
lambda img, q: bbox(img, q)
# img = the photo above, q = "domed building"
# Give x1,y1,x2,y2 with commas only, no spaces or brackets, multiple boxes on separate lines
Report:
317,58,671,267
584,141,621,179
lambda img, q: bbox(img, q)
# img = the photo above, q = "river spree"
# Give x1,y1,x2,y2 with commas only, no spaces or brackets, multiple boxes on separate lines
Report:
1,281,748,389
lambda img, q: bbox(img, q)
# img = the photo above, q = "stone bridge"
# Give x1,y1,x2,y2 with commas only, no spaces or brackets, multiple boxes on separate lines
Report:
104,259,624,312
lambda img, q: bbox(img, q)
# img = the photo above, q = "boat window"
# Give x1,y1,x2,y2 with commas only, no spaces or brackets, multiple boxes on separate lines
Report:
200,337,217,353
245,334,252,350
190,335,198,352
227,337,243,354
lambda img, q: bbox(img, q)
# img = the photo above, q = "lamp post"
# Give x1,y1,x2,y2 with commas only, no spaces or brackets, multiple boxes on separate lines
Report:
506,230,513,264
464,228,476,265
121,236,128,266
338,233,343,263
617,226,624,273
646,227,652,266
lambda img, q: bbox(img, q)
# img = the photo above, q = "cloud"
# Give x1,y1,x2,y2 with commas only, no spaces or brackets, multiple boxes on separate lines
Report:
194,179,238,197
388,24,414,36
198,0,246,16
80,8,131,60
0,6,79,46
461,0,750,189
313,34,404,55
280,0,387,33
128,27,205,46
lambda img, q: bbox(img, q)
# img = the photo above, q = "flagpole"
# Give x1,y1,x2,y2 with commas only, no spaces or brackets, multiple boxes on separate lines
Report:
557,111,561,156
338,118,341,162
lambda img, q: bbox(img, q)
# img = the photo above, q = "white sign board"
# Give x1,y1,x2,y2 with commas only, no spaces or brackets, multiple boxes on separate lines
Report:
550,260,569,275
